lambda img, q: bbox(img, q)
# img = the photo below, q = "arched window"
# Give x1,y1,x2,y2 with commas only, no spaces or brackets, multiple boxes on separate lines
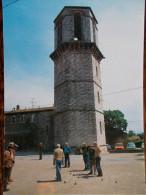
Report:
93,20,96,42
57,21,62,47
100,121,102,134
74,12,82,40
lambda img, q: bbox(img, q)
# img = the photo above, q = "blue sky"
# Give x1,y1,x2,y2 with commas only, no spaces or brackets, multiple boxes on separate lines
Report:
3,0,145,133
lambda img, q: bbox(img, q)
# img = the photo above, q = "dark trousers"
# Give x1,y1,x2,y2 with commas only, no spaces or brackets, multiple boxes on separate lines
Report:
8,167,12,181
95,157,103,176
65,154,70,167
89,159,96,173
39,151,43,160
3,167,11,189
83,155,90,170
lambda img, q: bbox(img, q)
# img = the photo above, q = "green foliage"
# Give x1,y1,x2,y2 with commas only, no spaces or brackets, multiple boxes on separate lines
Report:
104,110,128,132
127,132,136,137
137,133,144,139
134,139,144,143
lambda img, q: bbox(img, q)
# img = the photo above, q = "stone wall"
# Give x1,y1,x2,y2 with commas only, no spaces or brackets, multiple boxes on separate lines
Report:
52,7,106,150
54,7,98,49
5,108,54,151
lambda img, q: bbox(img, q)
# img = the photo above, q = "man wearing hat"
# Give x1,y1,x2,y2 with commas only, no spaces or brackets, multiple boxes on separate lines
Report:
94,142,103,177
7,142,15,182
82,142,90,170
3,145,13,191
53,144,64,181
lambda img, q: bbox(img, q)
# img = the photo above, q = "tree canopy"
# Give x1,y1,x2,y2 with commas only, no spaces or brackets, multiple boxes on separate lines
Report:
104,110,128,132
104,110,128,144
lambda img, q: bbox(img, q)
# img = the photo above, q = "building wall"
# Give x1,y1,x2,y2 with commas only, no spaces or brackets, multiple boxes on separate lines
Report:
5,109,54,151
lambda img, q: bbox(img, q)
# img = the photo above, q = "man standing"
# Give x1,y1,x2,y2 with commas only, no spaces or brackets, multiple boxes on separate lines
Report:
94,142,103,177
3,146,13,191
82,143,90,170
53,144,64,181
88,145,96,175
7,142,15,182
39,143,44,160
64,142,71,168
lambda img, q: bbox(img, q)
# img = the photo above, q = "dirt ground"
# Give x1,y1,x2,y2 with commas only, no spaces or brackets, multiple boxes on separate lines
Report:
3,152,146,195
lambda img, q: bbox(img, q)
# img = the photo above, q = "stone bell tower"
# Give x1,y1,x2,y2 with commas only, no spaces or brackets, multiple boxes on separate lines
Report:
50,6,106,149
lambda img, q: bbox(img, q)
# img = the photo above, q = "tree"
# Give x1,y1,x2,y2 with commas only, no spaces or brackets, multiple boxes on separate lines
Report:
137,132,144,139
104,110,128,144
127,130,136,138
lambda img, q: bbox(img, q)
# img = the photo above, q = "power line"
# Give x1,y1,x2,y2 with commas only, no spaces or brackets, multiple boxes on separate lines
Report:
3,0,20,8
102,99,129,107
128,120,143,123
103,87,142,96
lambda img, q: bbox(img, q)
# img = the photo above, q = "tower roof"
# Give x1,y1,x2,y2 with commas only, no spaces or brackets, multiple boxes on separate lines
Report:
54,6,98,24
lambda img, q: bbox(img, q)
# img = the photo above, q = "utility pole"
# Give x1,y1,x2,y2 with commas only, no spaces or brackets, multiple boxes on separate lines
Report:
0,0,4,194
143,0,146,183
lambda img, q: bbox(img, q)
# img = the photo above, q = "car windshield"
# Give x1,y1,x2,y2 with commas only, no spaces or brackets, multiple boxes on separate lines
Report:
128,143,135,146
116,144,122,146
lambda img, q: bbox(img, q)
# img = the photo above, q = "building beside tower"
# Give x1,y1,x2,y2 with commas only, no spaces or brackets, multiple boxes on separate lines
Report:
50,6,106,149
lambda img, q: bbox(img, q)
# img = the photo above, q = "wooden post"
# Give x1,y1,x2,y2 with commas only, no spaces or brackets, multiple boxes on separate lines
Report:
0,0,4,194
144,0,146,183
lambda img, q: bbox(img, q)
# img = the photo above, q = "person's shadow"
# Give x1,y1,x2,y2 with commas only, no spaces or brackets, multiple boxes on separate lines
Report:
37,180,60,183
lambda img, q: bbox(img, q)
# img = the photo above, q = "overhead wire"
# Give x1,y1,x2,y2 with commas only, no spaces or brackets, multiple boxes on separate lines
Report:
3,0,21,8
103,87,142,96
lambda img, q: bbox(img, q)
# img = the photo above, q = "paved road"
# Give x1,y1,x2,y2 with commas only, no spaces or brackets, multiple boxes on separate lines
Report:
4,152,145,195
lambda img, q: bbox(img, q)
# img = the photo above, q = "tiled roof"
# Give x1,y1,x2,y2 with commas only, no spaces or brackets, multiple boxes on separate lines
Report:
5,107,54,114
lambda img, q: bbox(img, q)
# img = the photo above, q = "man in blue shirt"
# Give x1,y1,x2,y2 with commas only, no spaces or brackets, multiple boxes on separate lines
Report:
64,142,71,168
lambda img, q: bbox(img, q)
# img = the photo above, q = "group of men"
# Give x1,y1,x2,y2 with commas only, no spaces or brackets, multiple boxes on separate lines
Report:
82,142,103,177
3,142,19,191
3,141,102,188
53,141,103,181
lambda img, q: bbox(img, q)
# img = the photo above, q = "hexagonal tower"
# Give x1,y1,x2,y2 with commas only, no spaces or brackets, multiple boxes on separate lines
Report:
50,6,106,149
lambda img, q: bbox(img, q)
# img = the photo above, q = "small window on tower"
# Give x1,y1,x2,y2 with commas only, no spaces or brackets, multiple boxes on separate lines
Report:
98,92,100,103
74,12,82,40
96,66,98,77
100,121,102,134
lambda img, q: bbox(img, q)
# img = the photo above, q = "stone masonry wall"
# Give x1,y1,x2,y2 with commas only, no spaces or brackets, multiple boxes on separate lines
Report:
54,7,96,49
54,111,97,147
53,7,106,150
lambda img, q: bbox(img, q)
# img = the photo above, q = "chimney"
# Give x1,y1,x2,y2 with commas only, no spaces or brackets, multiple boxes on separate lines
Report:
16,105,20,110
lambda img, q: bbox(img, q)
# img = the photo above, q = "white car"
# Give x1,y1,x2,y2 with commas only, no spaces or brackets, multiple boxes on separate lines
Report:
141,143,144,149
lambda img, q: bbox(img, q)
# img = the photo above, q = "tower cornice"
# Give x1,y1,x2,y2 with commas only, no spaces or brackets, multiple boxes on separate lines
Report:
50,42,105,63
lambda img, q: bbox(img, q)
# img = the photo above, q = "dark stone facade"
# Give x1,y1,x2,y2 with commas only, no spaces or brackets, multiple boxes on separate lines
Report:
4,107,54,151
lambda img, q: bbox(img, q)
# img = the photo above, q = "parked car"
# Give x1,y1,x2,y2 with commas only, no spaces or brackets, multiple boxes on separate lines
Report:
126,142,136,150
100,144,111,151
115,143,124,150
141,143,144,150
